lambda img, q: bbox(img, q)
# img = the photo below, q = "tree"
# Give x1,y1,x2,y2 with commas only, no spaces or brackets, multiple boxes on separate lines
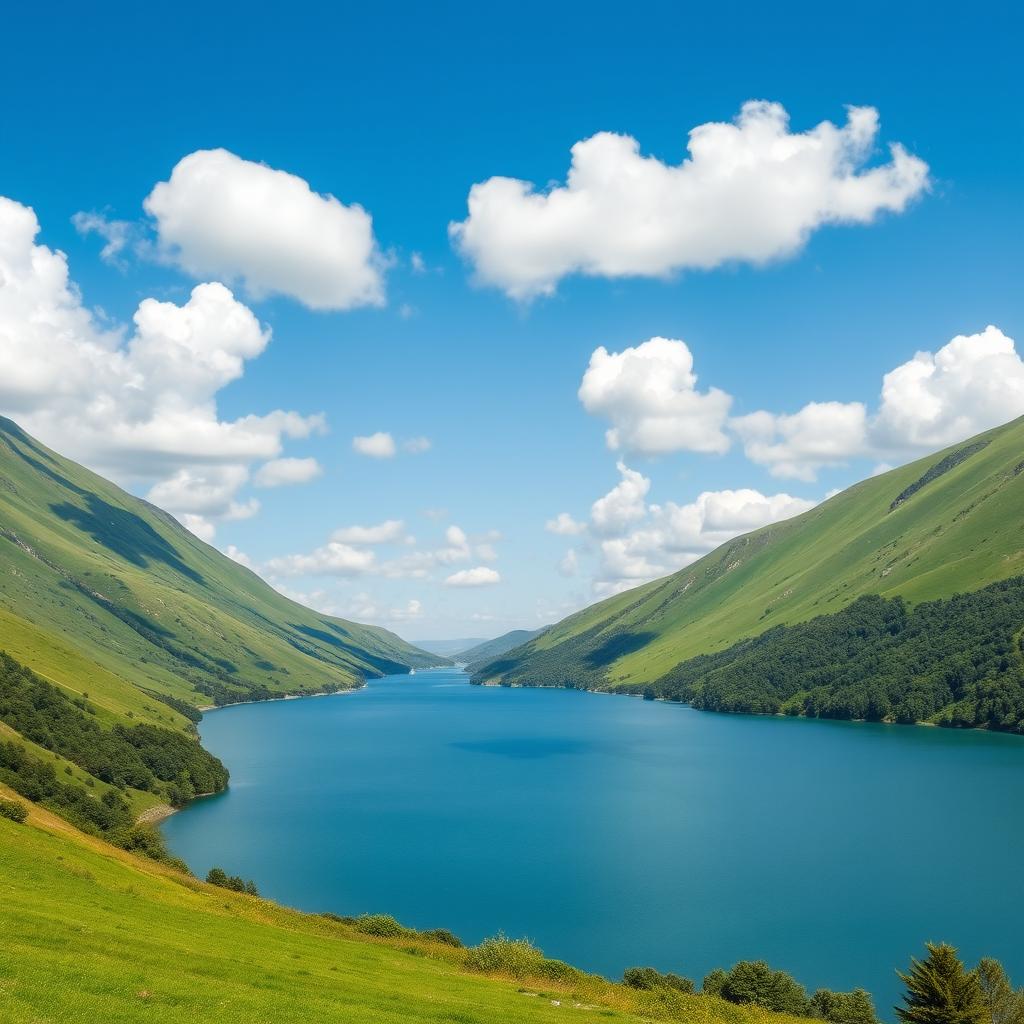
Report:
811,987,880,1024
978,958,1024,1024
206,866,229,887
896,943,988,1024
703,968,728,997
721,960,810,1016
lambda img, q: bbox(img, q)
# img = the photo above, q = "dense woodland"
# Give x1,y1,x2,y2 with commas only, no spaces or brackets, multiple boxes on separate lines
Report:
628,577,1024,732
0,649,227,862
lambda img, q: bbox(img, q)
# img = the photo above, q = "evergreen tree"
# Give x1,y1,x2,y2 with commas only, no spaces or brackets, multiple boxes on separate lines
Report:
978,958,1024,1024
896,943,988,1024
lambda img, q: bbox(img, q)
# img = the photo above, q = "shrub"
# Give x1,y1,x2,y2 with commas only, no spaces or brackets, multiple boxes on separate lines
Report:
810,987,880,1024
0,798,28,823
721,960,810,1016
420,928,463,948
354,914,410,939
466,934,547,978
624,967,695,993
704,968,728,996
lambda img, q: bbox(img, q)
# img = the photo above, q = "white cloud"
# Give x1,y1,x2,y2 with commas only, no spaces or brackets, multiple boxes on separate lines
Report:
579,337,732,454
595,488,815,590
253,456,323,488
148,466,260,520
546,512,586,536
352,432,397,458
179,513,216,543
590,462,651,536
451,101,929,299
71,210,136,266
265,541,377,578
733,326,1024,479
873,325,1024,450
402,436,432,454
144,148,385,310
444,566,501,587
223,544,254,568
410,252,426,273
331,519,407,545
0,196,321,523
732,402,868,480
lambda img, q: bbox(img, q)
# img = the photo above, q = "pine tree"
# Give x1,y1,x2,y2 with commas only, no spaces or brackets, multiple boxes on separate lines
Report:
896,943,988,1024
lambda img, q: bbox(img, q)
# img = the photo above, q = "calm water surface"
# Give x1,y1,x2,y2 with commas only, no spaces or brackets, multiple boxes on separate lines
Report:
164,668,1024,1014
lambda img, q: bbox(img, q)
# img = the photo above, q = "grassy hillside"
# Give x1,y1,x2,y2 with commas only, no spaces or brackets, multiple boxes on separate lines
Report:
0,791,816,1024
0,416,440,727
476,416,1024,702
457,627,548,669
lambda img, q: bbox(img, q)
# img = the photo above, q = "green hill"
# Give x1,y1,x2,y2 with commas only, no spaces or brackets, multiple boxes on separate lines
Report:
0,792,826,1024
473,416,1024,730
0,415,440,730
456,627,549,669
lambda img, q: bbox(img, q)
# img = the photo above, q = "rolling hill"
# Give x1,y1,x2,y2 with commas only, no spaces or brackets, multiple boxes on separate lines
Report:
473,416,1024,730
456,627,549,669
0,415,440,731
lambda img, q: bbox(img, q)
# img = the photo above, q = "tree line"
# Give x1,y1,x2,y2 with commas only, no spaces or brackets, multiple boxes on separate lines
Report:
631,577,1024,732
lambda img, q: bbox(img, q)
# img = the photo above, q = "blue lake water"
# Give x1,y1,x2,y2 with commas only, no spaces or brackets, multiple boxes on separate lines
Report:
164,668,1024,1015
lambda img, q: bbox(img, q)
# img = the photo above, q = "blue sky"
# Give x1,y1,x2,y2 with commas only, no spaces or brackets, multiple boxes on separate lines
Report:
0,1,1021,639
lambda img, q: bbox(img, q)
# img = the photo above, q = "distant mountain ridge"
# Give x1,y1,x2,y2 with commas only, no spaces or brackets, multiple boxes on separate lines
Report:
412,638,489,658
456,628,549,670
472,416,1024,731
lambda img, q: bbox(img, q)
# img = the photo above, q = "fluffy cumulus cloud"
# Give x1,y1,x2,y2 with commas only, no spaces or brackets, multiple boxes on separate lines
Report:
0,196,323,532
732,401,869,481
352,432,397,458
735,326,1024,479
444,566,501,587
873,326,1024,450
590,461,651,535
555,462,815,595
144,148,385,310
253,457,323,488
451,101,929,299
579,337,732,454
546,512,586,536
596,486,815,594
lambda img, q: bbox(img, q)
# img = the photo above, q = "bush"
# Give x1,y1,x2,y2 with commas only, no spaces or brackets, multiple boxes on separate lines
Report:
624,967,695,993
810,988,880,1024
704,968,728,996
354,914,410,939
0,798,27,823
720,960,810,1016
205,866,258,896
421,928,463,948
466,934,547,978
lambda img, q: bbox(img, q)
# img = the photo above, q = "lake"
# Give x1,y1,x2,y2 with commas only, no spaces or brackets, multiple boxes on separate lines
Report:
164,667,1024,1015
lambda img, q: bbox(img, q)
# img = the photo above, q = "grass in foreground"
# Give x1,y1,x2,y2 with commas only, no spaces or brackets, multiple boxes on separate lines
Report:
0,789,812,1024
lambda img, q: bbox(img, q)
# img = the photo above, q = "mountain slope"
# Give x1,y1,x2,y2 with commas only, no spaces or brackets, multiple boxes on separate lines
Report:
475,416,1024,703
457,628,549,669
0,416,439,728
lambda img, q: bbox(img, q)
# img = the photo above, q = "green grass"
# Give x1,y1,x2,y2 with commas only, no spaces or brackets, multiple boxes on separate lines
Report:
478,415,1024,688
0,416,442,728
0,793,811,1024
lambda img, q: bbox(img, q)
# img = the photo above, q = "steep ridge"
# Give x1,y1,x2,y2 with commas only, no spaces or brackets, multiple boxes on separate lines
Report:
474,415,1024,728
0,415,440,727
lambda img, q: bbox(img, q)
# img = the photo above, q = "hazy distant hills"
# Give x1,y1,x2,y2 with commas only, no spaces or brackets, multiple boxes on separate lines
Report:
456,628,549,670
